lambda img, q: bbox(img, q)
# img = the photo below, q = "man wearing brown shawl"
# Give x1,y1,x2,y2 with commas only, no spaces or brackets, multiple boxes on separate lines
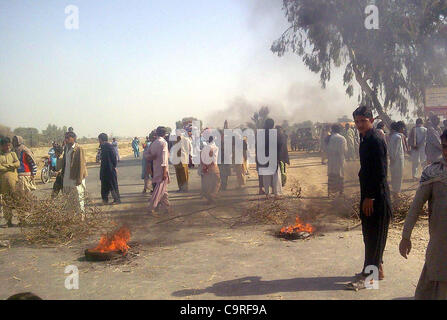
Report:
12,136,37,192
59,132,88,214
399,130,447,300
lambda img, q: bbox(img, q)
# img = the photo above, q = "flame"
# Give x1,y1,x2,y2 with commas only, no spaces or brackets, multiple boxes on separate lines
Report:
280,217,314,234
90,226,131,254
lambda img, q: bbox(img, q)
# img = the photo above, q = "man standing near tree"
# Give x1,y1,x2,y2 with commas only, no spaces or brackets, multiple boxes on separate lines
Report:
347,106,392,290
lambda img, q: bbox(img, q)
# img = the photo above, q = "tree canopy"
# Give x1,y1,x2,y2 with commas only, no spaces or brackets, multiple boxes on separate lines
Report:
7,124,69,147
247,106,271,129
176,117,203,130
272,0,447,126
42,124,67,144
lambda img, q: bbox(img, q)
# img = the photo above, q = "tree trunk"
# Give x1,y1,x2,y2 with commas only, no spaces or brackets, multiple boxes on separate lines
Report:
352,64,393,129
348,48,393,129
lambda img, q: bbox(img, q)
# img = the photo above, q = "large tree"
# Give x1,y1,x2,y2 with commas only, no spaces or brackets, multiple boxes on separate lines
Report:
41,124,67,144
272,0,447,126
13,127,41,147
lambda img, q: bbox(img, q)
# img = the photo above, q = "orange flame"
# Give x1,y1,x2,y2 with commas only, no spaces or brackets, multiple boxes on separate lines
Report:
280,217,314,234
91,226,131,254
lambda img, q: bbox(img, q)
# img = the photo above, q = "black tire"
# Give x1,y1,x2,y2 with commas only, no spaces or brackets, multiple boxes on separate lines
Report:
84,249,124,261
41,166,50,184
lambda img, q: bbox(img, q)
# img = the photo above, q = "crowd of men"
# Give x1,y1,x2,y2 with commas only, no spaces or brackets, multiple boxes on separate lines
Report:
320,113,447,199
131,120,290,211
1,109,447,299
318,107,447,299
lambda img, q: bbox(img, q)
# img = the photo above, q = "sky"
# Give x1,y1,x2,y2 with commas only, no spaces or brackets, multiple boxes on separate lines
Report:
0,0,360,138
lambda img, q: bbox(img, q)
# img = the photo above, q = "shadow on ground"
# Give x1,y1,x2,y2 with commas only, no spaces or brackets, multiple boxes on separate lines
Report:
172,276,353,297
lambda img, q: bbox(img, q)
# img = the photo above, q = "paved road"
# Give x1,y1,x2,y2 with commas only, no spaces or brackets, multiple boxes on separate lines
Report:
0,154,426,300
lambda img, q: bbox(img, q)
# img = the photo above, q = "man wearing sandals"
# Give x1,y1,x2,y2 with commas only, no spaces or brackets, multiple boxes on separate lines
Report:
347,106,392,290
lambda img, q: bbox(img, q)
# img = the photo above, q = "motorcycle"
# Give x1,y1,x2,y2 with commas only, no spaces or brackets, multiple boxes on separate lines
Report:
41,157,58,184
96,146,102,163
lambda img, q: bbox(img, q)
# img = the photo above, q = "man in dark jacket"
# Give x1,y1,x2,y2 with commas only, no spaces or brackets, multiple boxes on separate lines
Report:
347,106,392,290
98,133,121,204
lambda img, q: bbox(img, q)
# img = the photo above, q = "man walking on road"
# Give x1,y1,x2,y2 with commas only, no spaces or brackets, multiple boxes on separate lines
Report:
145,126,171,214
98,133,121,205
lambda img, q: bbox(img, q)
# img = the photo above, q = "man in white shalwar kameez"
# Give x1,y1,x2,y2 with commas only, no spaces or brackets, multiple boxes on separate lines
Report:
327,124,348,196
409,118,427,179
388,122,405,194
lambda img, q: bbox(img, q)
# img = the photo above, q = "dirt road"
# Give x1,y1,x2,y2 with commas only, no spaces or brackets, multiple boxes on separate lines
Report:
0,152,428,300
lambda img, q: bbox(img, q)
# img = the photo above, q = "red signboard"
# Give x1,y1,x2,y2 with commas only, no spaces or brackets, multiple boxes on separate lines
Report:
425,87,447,116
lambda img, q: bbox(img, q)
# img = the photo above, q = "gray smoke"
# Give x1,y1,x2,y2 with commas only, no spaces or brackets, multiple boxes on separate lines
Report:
205,82,355,129
204,0,356,129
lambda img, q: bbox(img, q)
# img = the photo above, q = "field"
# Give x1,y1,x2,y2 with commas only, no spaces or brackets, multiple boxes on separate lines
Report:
31,141,137,170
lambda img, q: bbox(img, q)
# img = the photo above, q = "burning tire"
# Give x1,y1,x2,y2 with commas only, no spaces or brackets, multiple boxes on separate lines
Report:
84,249,126,261
278,216,315,240
85,226,131,261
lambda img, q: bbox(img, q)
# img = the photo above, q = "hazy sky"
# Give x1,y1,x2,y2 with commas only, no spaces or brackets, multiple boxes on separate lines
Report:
0,0,359,137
